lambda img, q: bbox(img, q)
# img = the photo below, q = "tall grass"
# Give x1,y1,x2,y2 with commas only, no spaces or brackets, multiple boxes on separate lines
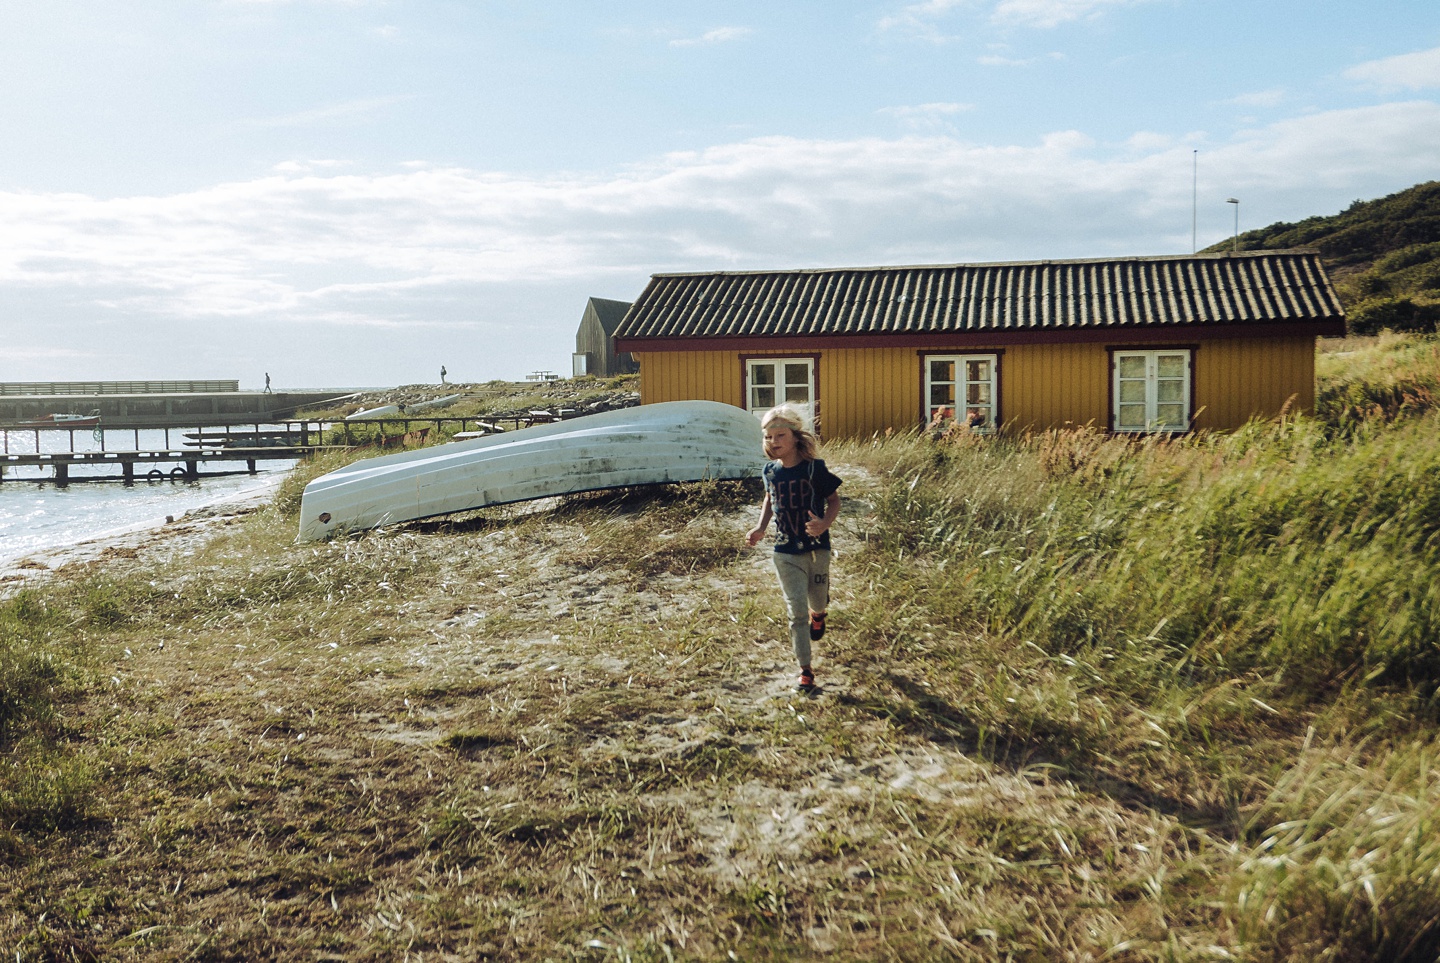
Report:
1231,736,1440,961
1316,333,1440,421
836,409,1440,705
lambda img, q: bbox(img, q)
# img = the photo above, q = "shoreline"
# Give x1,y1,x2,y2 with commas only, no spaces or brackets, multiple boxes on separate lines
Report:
0,474,284,589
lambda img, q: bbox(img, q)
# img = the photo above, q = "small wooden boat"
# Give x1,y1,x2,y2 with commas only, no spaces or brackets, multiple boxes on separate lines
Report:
298,401,761,542
15,410,101,428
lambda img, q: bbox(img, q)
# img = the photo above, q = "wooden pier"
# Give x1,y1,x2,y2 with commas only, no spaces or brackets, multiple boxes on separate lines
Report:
0,413,567,485
0,445,338,484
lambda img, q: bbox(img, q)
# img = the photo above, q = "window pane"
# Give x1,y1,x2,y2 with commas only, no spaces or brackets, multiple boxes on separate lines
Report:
1119,380,1146,403
966,360,990,381
1156,404,1185,427
784,363,809,386
931,384,955,407
1157,355,1185,379
752,386,775,409
930,360,955,382
966,407,991,427
750,364,774,386
1157,380,1184,403
1118,356,1146,378
1117,403,1147,428
785,385,809,404
966,384,991,405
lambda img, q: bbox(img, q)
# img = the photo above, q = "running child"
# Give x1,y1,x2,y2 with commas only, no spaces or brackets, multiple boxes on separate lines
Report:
744,405,842,693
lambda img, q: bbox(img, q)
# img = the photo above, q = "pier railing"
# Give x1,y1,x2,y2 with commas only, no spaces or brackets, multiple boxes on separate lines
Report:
0,380,242,396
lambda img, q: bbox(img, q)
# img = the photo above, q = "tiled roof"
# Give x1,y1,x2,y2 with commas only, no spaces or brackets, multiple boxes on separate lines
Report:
613,251,1343,342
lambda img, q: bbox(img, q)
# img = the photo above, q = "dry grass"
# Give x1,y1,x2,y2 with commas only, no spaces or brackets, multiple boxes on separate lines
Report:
5,336,1440,960
1,470,1232,961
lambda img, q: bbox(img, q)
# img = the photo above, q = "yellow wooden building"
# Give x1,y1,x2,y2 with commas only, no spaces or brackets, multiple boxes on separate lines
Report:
612,251,1345,437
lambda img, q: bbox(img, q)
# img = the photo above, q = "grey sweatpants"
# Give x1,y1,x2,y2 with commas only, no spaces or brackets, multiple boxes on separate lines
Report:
772,549,831,667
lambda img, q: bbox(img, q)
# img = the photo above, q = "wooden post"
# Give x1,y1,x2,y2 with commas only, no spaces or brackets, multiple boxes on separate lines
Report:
123,461,134,483
55,463,69,485
247,458,257,474
185,461,199,479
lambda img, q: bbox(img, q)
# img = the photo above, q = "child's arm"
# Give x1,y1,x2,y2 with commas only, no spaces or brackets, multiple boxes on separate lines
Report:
745,492,773,547
805,491,841,537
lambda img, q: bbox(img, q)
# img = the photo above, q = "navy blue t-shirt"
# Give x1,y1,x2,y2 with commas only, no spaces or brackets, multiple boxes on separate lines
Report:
763,458,842,554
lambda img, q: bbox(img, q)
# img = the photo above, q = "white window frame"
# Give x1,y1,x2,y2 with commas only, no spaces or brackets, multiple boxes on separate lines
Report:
746,357,815,423
1111,349,1192,433
924,353,998,432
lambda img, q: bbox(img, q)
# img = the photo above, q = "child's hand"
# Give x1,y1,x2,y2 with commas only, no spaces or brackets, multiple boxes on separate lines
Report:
804,511,829,537
745,527,765,547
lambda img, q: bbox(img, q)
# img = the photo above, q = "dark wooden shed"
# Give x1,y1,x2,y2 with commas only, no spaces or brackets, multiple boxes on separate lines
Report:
573,297,638,378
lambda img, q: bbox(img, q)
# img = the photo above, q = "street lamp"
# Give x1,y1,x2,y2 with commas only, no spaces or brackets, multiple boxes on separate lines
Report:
1226,197,1240,253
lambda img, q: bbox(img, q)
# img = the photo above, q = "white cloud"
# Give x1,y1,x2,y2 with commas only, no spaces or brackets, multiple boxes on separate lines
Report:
879,102,974,133
1344,45,1440,90
1125,131,1176,151
881,0,1145,38
669,27,754,48
2,100,1437,382
877,0,971,40
978,51,1063,66
990,0,1152,27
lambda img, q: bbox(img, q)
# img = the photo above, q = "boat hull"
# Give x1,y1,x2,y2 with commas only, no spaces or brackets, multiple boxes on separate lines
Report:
15,414,100,428
297,400,762,542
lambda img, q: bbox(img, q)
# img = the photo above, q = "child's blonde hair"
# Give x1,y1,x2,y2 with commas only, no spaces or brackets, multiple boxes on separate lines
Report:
761,405,819,461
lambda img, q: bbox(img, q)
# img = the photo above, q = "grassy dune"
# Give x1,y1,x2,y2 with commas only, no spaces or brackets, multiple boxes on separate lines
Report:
3,336,1440,961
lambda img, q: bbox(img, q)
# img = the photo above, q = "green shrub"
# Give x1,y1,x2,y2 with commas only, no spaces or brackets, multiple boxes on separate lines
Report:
1347,296,1440,335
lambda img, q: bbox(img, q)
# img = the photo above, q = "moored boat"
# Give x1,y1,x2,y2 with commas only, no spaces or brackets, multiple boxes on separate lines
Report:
297,400,762,542
14,410,101,428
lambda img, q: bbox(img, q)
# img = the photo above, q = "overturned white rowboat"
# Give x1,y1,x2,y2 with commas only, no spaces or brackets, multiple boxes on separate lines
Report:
297,400,762,542
345,393,464,421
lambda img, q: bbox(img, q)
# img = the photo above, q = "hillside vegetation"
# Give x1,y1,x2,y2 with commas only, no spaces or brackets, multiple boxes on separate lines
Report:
3,333,1440,960
1207,180,1440,335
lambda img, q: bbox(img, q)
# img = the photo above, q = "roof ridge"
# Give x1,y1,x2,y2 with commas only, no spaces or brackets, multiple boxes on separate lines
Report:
647,250,1323,279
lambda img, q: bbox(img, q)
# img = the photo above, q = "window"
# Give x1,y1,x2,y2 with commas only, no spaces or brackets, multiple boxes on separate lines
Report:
746,358,814,419
925,354,998,430
1112,349,1191,433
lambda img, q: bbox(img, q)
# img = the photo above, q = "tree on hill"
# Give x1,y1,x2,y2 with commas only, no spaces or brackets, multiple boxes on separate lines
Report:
1202,180,1440,334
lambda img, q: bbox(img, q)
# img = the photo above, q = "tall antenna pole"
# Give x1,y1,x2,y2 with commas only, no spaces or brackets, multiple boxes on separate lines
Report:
1192,150,1197,254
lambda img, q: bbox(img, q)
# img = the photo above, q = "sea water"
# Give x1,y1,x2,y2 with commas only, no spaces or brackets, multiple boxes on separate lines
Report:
0,426,295,563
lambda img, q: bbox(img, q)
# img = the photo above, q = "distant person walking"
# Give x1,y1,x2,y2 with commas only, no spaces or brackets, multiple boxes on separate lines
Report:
440,365,447,384
264,372,272,394
745,405,842,693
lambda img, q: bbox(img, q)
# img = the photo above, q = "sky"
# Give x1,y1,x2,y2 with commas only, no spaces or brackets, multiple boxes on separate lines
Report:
1,1,1438,390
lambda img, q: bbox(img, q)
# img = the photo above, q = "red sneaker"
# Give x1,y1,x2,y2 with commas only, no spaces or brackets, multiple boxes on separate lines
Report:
809,613,826,641
797,668,816,692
